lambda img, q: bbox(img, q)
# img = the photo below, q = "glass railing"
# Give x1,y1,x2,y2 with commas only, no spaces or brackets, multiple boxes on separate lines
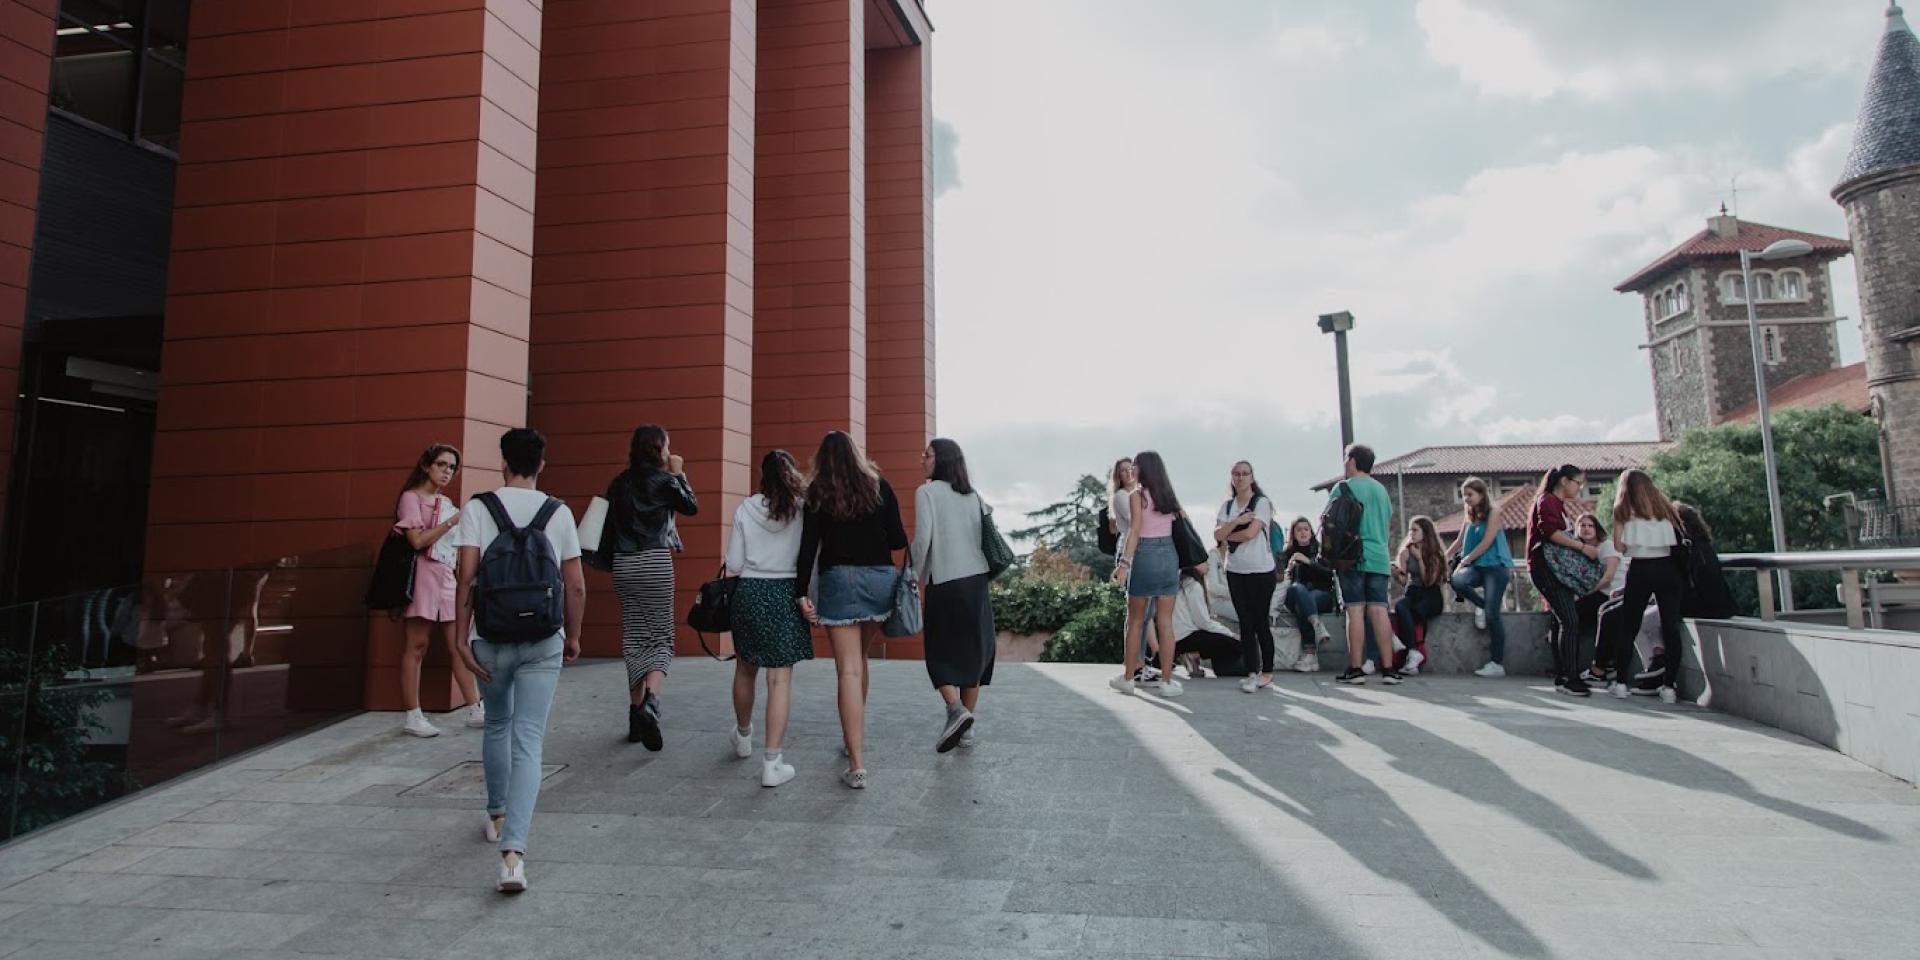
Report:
0,544,374,842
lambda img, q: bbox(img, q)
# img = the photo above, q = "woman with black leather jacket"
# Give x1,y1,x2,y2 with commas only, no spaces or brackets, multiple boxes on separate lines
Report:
602,424,698,750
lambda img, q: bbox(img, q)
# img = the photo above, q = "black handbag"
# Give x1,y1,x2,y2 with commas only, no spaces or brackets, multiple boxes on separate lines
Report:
364,530,416,610
684,563,738,661
1173,513,1208,570
981,502,1015,579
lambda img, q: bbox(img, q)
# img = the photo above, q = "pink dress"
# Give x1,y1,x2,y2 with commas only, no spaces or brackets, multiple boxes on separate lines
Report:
395,491,457,622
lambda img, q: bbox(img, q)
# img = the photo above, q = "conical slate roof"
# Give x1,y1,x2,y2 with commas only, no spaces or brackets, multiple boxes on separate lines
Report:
1836,3,1920,194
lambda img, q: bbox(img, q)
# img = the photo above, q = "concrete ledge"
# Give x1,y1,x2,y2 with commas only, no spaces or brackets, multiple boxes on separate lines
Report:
1685,618,1920,784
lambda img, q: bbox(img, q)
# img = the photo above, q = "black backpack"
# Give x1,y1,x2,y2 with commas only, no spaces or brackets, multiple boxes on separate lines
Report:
1096,506,1118,556
1318,482,1365,573
472,492,566,643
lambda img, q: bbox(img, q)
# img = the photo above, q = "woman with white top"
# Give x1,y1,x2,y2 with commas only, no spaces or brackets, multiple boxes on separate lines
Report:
1604,469,1686,704
1171,566,1243,678
912,439,997,753
1213,461,1276,693
392,443,481,738
723,450,814,787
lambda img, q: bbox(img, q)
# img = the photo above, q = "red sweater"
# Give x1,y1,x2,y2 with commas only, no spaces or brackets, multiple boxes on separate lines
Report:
1525,492,1568,573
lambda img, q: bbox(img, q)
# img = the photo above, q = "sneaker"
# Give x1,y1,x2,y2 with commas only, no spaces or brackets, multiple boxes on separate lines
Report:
402,710,441,739
1361,660,1377,676
631,697,663,752
1578,667,1611,686
1312,620,1331,645
1336,668,1366,685
841,767,868,790
1473,661,1505,679
761,758,796,788
1380,669,1405,686
1559,677,1592,698
1630,685,1659,697
483,816,503,844
1609,682,1630,700
497,857,527,893
1474,607,1487,631
1108,675,1136,695
1658,686,1678,705
729,724,754,760
1405,650,1426,675
1292,653,1319,673
1239,676,1258,694
1156,678,1184,698
465,702,486,729
958,731,977,749
936,709,974,753
1140,665,1162,683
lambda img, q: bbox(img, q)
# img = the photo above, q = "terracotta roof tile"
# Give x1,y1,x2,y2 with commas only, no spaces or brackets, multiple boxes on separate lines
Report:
1720,361,1870,424
1614,219,1850,292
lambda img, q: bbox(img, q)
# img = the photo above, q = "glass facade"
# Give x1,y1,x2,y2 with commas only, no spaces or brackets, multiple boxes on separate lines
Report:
50,0,186,153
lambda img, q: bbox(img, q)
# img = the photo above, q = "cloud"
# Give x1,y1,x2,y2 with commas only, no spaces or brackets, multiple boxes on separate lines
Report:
1414,0,1885,101
1605,412,1659,442
1270,23,1360,63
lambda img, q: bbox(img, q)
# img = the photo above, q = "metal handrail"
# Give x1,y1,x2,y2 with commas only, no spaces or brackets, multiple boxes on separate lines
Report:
1721,548,1920,570
1718,548,1920,629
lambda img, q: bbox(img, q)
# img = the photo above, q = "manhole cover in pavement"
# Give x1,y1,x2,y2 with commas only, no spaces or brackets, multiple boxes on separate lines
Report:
399,761,566,799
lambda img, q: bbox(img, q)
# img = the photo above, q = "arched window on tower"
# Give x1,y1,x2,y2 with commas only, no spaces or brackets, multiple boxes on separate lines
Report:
1753,272,1776,301
1722,273,1746,303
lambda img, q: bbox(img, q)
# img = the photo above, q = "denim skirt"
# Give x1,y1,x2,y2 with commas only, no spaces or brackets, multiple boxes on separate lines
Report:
1127,537,1178,598
816,564,898,626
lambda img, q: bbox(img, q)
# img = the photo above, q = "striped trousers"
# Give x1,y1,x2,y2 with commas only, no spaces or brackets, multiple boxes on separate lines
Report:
614,550,676,689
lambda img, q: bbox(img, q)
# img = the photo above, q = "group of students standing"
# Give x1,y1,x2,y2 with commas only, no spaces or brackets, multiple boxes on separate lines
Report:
379,426,1001,894
1102,444,1722,703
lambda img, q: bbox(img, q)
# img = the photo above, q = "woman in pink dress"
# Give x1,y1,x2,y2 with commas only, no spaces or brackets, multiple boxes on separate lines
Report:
394,444,481,737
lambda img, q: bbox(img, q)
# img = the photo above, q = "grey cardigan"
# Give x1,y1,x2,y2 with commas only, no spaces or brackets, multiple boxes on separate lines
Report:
911,480,991,585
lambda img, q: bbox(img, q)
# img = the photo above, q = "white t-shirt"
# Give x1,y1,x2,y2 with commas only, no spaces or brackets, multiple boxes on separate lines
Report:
1598,540,1629,595
1216,496,1276,575
453,486,583,643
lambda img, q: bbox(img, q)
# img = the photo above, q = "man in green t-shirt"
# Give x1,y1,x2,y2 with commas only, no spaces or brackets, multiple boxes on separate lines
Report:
1330,444,1400,685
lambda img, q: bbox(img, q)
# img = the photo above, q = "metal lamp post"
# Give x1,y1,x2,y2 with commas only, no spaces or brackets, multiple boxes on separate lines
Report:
1740,237,1814,611
1319,311,1356,453
1394,459,1436,523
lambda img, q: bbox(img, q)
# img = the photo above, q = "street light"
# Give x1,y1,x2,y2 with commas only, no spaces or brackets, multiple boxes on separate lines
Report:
1319,311,1356,452
1394,459,1436,523
1741,237,1813,611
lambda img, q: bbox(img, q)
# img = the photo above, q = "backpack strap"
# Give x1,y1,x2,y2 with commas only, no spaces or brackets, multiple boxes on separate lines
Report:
528,497,562,532
477,491,515,533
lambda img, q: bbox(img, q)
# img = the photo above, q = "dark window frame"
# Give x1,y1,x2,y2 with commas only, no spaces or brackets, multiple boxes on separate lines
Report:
50,0,184,158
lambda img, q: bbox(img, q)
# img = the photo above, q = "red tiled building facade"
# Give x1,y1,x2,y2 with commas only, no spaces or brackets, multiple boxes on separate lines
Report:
0,1,935,706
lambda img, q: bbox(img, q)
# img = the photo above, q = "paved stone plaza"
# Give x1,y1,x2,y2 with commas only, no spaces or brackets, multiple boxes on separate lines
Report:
1,659,1916,959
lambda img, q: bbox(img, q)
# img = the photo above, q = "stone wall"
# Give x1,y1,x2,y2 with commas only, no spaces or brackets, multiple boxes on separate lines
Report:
1842,172,1920,501
1652,325,1713,438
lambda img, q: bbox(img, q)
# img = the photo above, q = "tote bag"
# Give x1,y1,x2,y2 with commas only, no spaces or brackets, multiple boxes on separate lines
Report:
883,558,923,637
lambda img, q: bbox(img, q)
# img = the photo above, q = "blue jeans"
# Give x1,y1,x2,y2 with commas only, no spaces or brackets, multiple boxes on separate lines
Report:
1450,566,1510,663
1283,582,1334,641
475,635,564,856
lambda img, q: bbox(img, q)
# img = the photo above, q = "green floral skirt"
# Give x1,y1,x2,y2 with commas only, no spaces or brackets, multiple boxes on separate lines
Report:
732,577,816,668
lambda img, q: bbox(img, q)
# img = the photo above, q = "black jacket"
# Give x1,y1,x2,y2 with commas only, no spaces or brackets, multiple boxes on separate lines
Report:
1279,542,1334,589
602,468,698,554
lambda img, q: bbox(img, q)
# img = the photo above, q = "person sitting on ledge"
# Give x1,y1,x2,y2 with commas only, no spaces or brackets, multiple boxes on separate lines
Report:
1171,566,1246,680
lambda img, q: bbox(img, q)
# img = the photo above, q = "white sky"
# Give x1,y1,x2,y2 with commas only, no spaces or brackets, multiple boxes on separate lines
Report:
927,0,1891,525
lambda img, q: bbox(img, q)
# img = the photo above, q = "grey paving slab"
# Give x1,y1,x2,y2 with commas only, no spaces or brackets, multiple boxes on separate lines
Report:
2,659,1917,959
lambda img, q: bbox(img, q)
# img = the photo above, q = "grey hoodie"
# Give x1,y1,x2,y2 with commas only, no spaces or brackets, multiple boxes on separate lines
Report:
725,494,804,579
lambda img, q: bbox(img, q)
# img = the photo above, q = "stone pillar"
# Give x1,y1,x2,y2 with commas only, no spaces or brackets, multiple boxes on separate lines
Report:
865,41,935,659
147,0,540,708
0,0,55,532
529,0,757,658
753,0,866,460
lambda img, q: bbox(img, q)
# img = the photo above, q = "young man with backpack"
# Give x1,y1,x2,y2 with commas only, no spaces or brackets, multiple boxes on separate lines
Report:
1322,444,1402,686
453,428,587,894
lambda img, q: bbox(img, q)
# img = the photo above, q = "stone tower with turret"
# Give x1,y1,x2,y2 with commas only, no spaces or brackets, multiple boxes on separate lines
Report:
1835,3,1920,500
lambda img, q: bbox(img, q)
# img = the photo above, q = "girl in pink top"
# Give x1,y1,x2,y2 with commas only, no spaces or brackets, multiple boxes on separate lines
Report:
393,444,482,737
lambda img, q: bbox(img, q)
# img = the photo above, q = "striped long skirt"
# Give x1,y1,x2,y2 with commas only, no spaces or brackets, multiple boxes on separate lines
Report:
614,550,676,689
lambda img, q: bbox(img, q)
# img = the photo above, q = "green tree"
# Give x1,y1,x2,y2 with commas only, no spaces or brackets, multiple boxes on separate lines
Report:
1011,474,1113,580
0,641,139,840
1635,404,1882,612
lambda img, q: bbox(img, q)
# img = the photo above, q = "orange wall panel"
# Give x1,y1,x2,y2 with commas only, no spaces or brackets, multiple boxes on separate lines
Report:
864,42,934,524
0,0,52,530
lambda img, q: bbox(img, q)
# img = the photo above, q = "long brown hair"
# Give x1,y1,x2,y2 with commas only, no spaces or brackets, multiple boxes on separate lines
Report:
1402,516,1446,586
759,449,805,523
1460,477,1492,524
1109,457,1133,497
1612,468,1675,524
807,430,882,521
399,444,460,500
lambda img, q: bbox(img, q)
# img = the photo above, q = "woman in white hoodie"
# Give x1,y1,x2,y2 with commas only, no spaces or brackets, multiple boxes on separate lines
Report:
723,449,814,787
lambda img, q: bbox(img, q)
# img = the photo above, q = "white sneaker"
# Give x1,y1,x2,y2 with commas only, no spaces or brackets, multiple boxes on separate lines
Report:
760,758,796,788
958,731,977,749
465,703,485,729
1361,660,1377,676
1658,686,1678,705
1156,678,1184,698
1292,653,1319,673
497,857,527,893
402,710,441,738
1405,650,1426,676
1109,675,1136,694
1473,661,1506,678
483,816,503,843
729,725,753,759
1474,607,1487,631
1311,620,1331,645
1239,676,1258,694
1609,682,1630,700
